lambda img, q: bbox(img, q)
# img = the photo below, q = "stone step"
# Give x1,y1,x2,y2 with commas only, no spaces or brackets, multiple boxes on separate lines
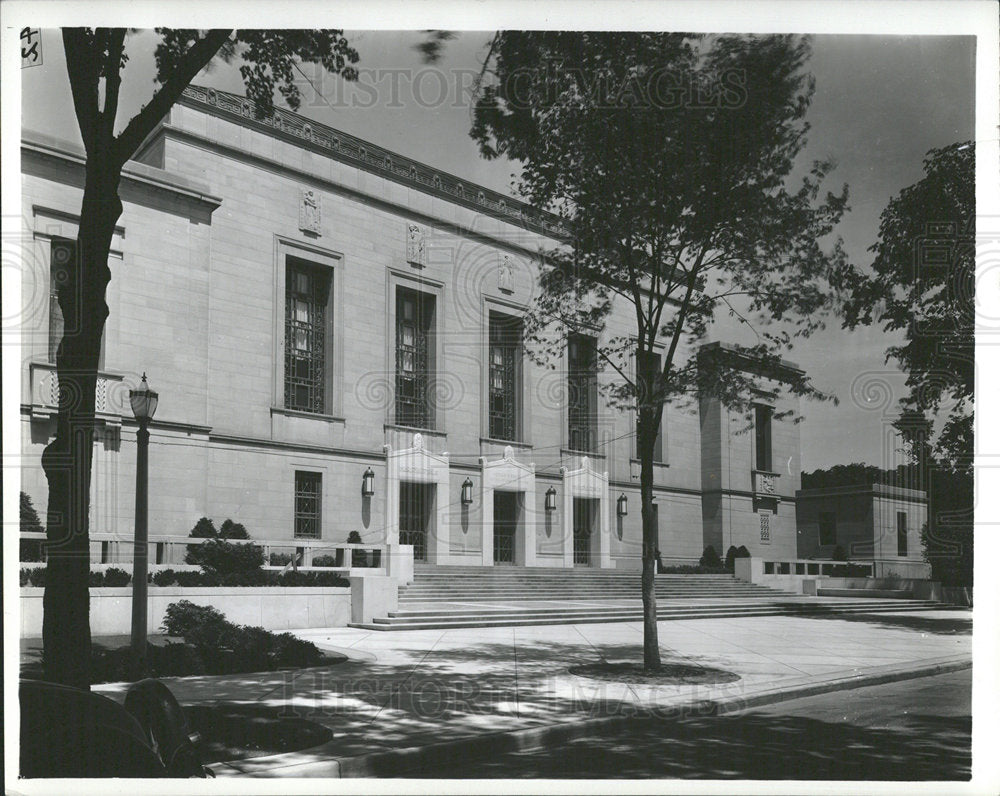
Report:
399,591,788,601
349,599,943,631
817,588,913,599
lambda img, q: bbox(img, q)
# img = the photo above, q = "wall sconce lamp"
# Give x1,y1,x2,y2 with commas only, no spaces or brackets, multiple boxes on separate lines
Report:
617,493,628,517
545,487,557,512
461,478,474,506
362,467,375,497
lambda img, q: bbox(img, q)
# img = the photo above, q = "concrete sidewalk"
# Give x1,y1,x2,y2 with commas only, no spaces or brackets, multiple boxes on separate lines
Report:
92,607,972,777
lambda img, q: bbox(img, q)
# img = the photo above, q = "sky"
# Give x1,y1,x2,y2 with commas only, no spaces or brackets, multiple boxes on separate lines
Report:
19,28,976,472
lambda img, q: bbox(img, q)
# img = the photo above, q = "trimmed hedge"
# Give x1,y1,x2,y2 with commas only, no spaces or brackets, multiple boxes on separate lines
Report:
20,567,349,589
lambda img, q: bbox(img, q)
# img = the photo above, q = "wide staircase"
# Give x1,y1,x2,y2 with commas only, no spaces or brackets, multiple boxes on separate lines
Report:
349,563,942,631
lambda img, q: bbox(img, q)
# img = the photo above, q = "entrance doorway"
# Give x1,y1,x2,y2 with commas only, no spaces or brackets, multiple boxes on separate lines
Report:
493,491,521,565
573,497,599,566
399,482,433,561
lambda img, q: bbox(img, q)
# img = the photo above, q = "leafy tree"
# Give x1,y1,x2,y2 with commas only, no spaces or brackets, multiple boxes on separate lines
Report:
471,33,850,670
20,492,46,562
21,491,45,534
842,143,974,585
42,29,360,689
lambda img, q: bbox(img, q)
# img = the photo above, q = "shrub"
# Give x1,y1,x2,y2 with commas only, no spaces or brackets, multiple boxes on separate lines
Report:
159,600,323,675
153,569,177,586
191,538,265,577
90,646,132,683
185,517,218,563
736,545,751,559
219,519,250,540
724,546,739,572
311,554,338,568
20,539,46,563
269,552,293,566
103,567,131,586
28,568,46,587
161,600,229,640
310,571,350,587
20,569,31,586
219,570,268,587
278,570,309,587
699,545,722,568
175,570,206,587
89,570,105,587
147,641,206,677
271,632,323,668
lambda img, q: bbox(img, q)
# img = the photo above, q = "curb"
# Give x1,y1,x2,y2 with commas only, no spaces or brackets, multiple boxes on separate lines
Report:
210,653,971,778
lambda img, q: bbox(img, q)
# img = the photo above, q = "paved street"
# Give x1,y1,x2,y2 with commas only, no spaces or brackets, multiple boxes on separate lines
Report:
410,669,971,779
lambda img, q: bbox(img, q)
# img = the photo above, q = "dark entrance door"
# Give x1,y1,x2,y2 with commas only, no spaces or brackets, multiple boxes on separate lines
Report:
399,482,432,561
573,497,598,566
493,491,519,565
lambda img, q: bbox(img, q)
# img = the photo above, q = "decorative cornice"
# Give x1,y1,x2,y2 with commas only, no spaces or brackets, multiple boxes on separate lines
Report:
698,341,805,384
176,84,569,240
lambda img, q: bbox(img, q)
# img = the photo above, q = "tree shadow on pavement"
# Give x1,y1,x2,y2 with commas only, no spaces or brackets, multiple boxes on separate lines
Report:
789,611,971,636
408,711,971,780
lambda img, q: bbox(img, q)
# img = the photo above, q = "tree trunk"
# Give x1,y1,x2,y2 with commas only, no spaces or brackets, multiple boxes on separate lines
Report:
41,152,121,689
638,405,661,671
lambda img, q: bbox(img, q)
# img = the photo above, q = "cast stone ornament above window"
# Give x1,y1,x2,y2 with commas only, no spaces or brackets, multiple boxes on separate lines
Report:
406,223,426,267
299,188,321,235
498,254,515,294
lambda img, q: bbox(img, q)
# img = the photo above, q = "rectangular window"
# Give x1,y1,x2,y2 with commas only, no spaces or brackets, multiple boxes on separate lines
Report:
395,288,435,428
488,312,522,441
294,471,322,539
568,333,598,452
897,511,908,556
637,350,664,463
284,258,332,413
818,511,837,546
48,239,75,363
754,404,773,472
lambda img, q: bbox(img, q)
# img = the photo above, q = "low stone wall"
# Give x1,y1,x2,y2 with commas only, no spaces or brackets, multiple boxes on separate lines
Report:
20,586,351,638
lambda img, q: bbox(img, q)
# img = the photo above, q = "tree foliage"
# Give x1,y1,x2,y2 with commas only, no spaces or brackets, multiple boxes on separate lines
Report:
842,142,974,474
471,32,850,669
840,142,974,586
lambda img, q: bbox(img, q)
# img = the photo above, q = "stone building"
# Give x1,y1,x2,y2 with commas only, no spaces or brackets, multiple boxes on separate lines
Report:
795,483,930,578
19,85,804,570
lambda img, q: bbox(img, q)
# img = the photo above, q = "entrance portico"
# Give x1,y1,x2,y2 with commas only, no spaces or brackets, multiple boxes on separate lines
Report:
385,434,450,564
479,446,537,567
560,456,612,568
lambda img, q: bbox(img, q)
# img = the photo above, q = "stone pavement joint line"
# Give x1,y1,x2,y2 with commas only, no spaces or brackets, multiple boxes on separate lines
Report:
88,609,971,778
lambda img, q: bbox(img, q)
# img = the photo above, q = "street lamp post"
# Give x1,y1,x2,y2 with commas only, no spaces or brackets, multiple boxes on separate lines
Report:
129,373,158,679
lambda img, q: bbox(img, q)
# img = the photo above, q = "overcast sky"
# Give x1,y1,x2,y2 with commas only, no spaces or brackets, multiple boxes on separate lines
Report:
20,30,975,472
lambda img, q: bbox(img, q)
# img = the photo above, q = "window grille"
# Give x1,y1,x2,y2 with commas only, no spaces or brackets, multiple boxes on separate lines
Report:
396,289,432,428
568,334,598,452
285,262,329,413
489,313,520,441
294,471,322,539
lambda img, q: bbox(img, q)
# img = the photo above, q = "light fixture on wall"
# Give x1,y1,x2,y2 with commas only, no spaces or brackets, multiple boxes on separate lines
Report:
617,493,628,517
361,467,375,497
545,487,557,512
461,478,474,505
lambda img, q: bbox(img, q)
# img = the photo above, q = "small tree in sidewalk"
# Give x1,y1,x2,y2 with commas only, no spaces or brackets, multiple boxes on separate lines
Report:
471,32,852,670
